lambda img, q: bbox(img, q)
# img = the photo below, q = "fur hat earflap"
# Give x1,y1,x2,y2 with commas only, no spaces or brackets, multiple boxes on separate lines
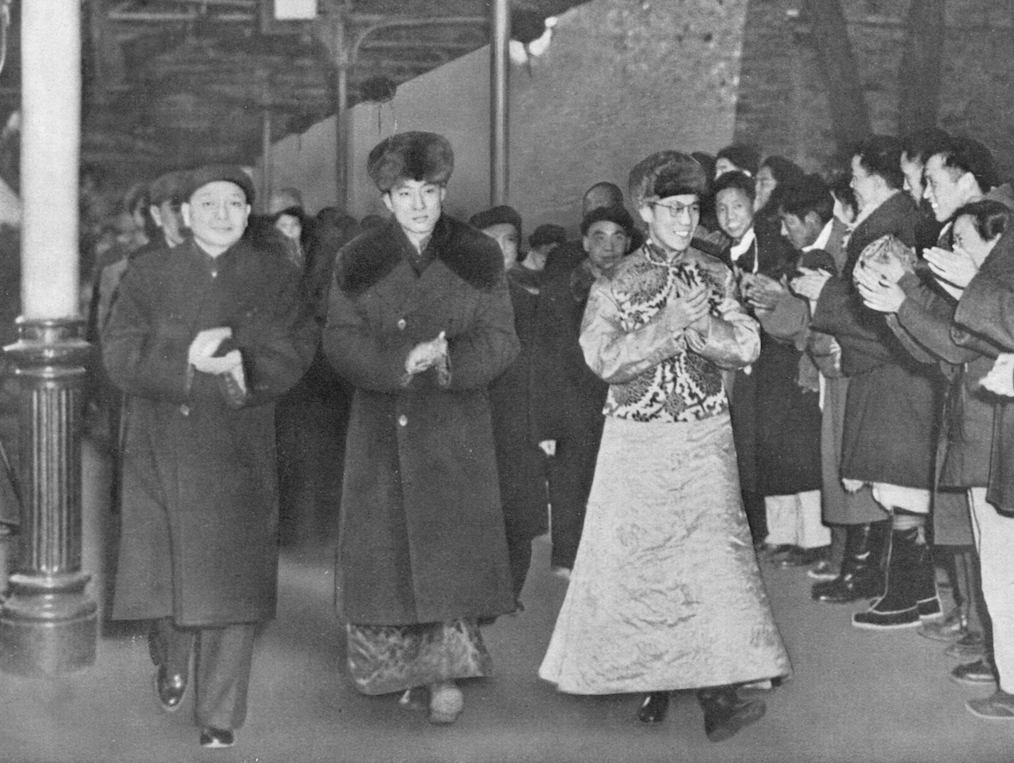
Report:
628,151,707,209
367,132,454,192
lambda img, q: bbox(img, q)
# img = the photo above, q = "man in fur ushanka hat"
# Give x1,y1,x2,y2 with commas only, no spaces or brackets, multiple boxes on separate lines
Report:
323,132,519,725
539,149,790,742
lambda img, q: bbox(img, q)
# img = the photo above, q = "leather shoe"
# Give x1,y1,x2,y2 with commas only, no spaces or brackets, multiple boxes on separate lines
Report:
945,631,986,659
776,545,829,569
951,657,997,685
698,688,765,742
199,727,235,749
637,692,670,724
154,666,187,712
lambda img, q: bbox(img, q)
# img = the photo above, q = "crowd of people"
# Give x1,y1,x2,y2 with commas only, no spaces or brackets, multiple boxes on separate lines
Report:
82,125,1014,749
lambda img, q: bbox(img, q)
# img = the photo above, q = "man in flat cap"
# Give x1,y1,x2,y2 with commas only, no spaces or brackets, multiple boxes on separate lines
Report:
531,204,635,580
324,131,518,724
102,164,318,749
539,151,790,742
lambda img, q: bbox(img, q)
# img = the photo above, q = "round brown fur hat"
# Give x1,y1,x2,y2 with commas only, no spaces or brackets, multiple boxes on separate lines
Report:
367,132,454,192
628,151,707,210
180,164,255,205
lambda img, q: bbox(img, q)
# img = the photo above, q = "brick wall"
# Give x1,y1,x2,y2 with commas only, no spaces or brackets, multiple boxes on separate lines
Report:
735,0,1014,177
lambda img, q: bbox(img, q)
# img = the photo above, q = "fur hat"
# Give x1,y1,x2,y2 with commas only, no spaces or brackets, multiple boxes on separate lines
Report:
147,170,188,206
628,151,707,209
469,205,522,237
367,132,454,192
580,205,635,237
180,164,255,205
529,223,567,248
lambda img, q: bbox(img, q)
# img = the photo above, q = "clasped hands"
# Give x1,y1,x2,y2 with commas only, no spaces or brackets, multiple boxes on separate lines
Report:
188,327,242,374
405,331,448,375
669,283,711,333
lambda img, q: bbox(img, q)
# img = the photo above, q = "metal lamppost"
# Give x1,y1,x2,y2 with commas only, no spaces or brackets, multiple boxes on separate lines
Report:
0,0,97,676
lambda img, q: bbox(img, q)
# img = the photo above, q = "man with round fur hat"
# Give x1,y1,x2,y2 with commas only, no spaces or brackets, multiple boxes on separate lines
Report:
102,163,318,749
539,151,790,742
324,131,519,724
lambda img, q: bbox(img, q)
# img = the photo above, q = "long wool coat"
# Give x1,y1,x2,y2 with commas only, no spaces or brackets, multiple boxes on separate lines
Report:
811,192,941,488
324,216,520,626
102,238,318,626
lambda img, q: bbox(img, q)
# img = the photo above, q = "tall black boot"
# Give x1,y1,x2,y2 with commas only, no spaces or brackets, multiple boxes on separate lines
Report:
812,521,889,603
913,541,942,619
697,685,765,743
853,526,924,629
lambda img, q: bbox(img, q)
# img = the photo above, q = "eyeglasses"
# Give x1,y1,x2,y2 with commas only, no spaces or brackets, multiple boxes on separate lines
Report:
651,201,700,217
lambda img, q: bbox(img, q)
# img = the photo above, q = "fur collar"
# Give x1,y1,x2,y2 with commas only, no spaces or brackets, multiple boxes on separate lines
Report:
335,215,504,295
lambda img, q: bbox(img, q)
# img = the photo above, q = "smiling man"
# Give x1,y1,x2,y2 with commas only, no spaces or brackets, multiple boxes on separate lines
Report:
539,151,789,742
324,132,519,726
102,164,318,750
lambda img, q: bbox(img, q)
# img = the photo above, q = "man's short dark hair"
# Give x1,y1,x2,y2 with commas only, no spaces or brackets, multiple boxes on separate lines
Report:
900,127,951,164
711,170,756,202
853,135,905,191
716,144,760,177
935,136,999,193
777,174,834,225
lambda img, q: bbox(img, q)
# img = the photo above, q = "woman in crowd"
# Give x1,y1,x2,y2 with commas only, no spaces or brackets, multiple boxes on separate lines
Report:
539,151,790,743
713,169,827,564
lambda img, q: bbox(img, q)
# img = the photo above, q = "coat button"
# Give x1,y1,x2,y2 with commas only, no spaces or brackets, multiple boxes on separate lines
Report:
398,414,408,427
179,404,190,416
397,318,407,330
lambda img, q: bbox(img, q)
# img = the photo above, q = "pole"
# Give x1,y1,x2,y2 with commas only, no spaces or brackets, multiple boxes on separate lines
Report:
335,12,349,211
1,0,97,675
490,0,509,206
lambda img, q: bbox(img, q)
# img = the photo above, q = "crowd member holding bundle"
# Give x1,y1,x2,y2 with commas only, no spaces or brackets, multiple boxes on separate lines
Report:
793,135,943,630
324,132,518,725
855,199,1013,711
539,151,790,743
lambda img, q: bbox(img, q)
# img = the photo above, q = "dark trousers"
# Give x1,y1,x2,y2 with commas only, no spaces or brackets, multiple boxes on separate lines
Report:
153,618,257,731
548,429,603,570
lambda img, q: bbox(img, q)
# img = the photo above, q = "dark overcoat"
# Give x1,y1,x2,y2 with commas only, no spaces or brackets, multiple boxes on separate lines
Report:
954,227,1014,512
488,268,549,546
812,192,941,488
726,221,822,496
324,216,519,626
102,238,318,626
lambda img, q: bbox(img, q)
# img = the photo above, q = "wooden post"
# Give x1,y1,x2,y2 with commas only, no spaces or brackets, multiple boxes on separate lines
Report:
0,0,97,676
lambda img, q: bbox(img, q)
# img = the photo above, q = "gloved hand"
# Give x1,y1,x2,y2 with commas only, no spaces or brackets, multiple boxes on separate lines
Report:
188,327,239,375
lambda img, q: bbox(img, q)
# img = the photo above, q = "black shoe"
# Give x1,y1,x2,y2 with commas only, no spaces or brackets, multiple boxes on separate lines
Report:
637,692,670,724
812,522,889,603
199,727,235,749
154,666,187,712
777,545,830,569
698,687,765,742
951,656,997,686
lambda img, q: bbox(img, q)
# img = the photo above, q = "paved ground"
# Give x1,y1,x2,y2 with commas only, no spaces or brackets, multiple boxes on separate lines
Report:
1,440,1013,762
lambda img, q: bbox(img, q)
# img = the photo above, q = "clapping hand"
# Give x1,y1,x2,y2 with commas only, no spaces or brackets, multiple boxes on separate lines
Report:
742,273,785,312
405,331,448,375
790,267,831,301
924,245,979,290
671,282,711,332
853,262,905,314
